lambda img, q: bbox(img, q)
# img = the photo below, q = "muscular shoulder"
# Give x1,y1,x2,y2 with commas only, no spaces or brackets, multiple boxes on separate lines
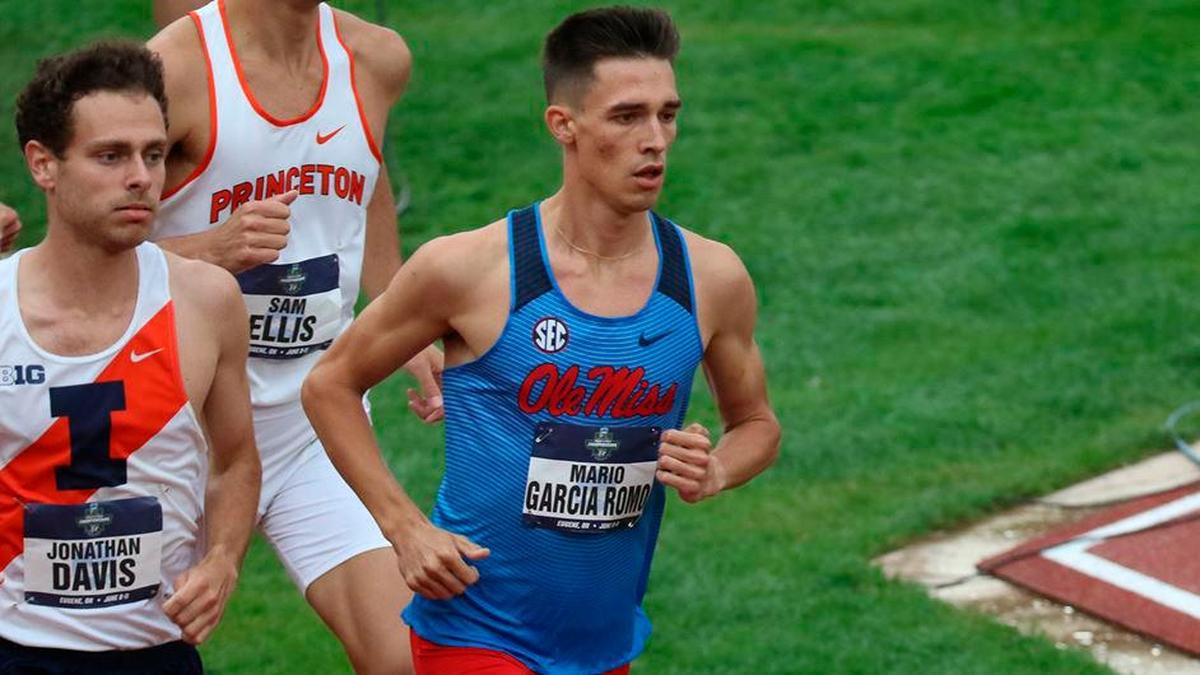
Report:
680,228,756,339
395,220,507,311
147,16,205,94
165,250,243,320
411,220,506,288
147,16,207,143
331,9,412,103
682,229,753,305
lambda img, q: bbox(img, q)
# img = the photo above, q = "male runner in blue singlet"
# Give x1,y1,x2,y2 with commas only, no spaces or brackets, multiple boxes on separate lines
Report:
304,7,782,674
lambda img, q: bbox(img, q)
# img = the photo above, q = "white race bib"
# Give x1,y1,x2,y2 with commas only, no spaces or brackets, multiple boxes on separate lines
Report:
237,254,343,360
523,423,660,533
24,497,163,609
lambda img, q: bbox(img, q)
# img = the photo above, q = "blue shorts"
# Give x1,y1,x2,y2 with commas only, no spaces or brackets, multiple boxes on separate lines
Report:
0,637,202,674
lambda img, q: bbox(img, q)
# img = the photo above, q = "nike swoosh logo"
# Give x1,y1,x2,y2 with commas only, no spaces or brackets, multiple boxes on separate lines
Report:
316,125,346,145
638,330,672,347
130,348,164,363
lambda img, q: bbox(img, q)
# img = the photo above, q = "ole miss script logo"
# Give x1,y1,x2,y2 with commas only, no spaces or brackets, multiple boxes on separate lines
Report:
518,364,677,418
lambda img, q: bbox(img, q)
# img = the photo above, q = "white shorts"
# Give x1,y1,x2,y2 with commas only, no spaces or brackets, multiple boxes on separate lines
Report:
254,404,391,592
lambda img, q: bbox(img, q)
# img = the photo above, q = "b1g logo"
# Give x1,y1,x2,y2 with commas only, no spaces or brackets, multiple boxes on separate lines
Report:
532,317,569,354
0,364,46,386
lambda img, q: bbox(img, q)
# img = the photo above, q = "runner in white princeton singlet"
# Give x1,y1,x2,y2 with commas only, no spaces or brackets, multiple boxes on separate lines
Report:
0,244,205,650
153,0,389,591
157,0,378,418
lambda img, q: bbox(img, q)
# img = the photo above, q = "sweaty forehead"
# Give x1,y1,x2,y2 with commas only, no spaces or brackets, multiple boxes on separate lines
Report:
577,57,678,110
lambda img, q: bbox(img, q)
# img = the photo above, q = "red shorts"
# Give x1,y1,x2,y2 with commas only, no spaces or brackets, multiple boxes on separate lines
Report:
410,630,631,675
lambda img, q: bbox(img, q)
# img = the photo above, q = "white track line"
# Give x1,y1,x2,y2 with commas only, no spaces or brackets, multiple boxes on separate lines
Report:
1041,492,1200,619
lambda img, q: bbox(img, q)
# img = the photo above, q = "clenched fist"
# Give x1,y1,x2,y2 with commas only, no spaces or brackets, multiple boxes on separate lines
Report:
209,189,298,273
657,422,727,503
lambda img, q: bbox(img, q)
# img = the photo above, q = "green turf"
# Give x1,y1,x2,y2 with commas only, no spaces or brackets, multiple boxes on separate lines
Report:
4,0,1199,672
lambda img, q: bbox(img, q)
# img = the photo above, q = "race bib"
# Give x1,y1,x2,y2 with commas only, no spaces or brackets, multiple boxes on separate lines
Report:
523,423,660,533
23,497,163,609
237,254,342,360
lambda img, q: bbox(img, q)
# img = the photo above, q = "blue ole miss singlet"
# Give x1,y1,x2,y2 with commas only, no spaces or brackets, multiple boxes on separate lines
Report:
403,204,704,673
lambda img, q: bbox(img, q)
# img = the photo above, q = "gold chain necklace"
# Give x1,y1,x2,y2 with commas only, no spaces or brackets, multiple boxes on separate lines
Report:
551,221,646,262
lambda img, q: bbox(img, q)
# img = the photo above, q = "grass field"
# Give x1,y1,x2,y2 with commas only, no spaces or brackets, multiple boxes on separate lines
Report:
3,0,1200,672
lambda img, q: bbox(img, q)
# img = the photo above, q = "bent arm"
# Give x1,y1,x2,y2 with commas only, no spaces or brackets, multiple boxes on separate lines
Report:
155,231,226,267
361,162,403,301
348,20,412,302
701,259,781,493
201,284,261,567
150,21,293,274
165,274,260,643
302,243,451,538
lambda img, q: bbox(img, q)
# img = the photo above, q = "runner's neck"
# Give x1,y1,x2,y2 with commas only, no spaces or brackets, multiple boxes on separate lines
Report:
541,191,653,262
224,0,322,68
26,228,139,313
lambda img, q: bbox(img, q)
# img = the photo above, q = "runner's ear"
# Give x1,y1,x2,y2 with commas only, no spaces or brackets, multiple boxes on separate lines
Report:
24,140,58,190
545,105,575,146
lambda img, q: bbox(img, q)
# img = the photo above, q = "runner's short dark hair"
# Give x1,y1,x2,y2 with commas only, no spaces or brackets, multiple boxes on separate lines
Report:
15,40,167,156
542,6,679,103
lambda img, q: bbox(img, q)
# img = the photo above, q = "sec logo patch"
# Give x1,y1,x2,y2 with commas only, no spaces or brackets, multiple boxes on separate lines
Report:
532,317,569,353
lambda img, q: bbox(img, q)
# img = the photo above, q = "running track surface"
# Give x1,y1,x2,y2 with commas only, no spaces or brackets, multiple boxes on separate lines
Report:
979,483,1200,656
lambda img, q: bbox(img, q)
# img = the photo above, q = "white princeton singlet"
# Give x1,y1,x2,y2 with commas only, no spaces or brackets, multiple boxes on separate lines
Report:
0,244,207,650
154,0,381,439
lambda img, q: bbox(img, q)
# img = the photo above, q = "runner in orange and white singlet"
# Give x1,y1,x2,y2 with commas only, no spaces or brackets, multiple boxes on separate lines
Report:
0,41,259,673
149,2,440,671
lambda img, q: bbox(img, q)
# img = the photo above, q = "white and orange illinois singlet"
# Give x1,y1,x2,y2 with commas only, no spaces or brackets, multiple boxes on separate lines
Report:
154,0,381,446
0,244,207,650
